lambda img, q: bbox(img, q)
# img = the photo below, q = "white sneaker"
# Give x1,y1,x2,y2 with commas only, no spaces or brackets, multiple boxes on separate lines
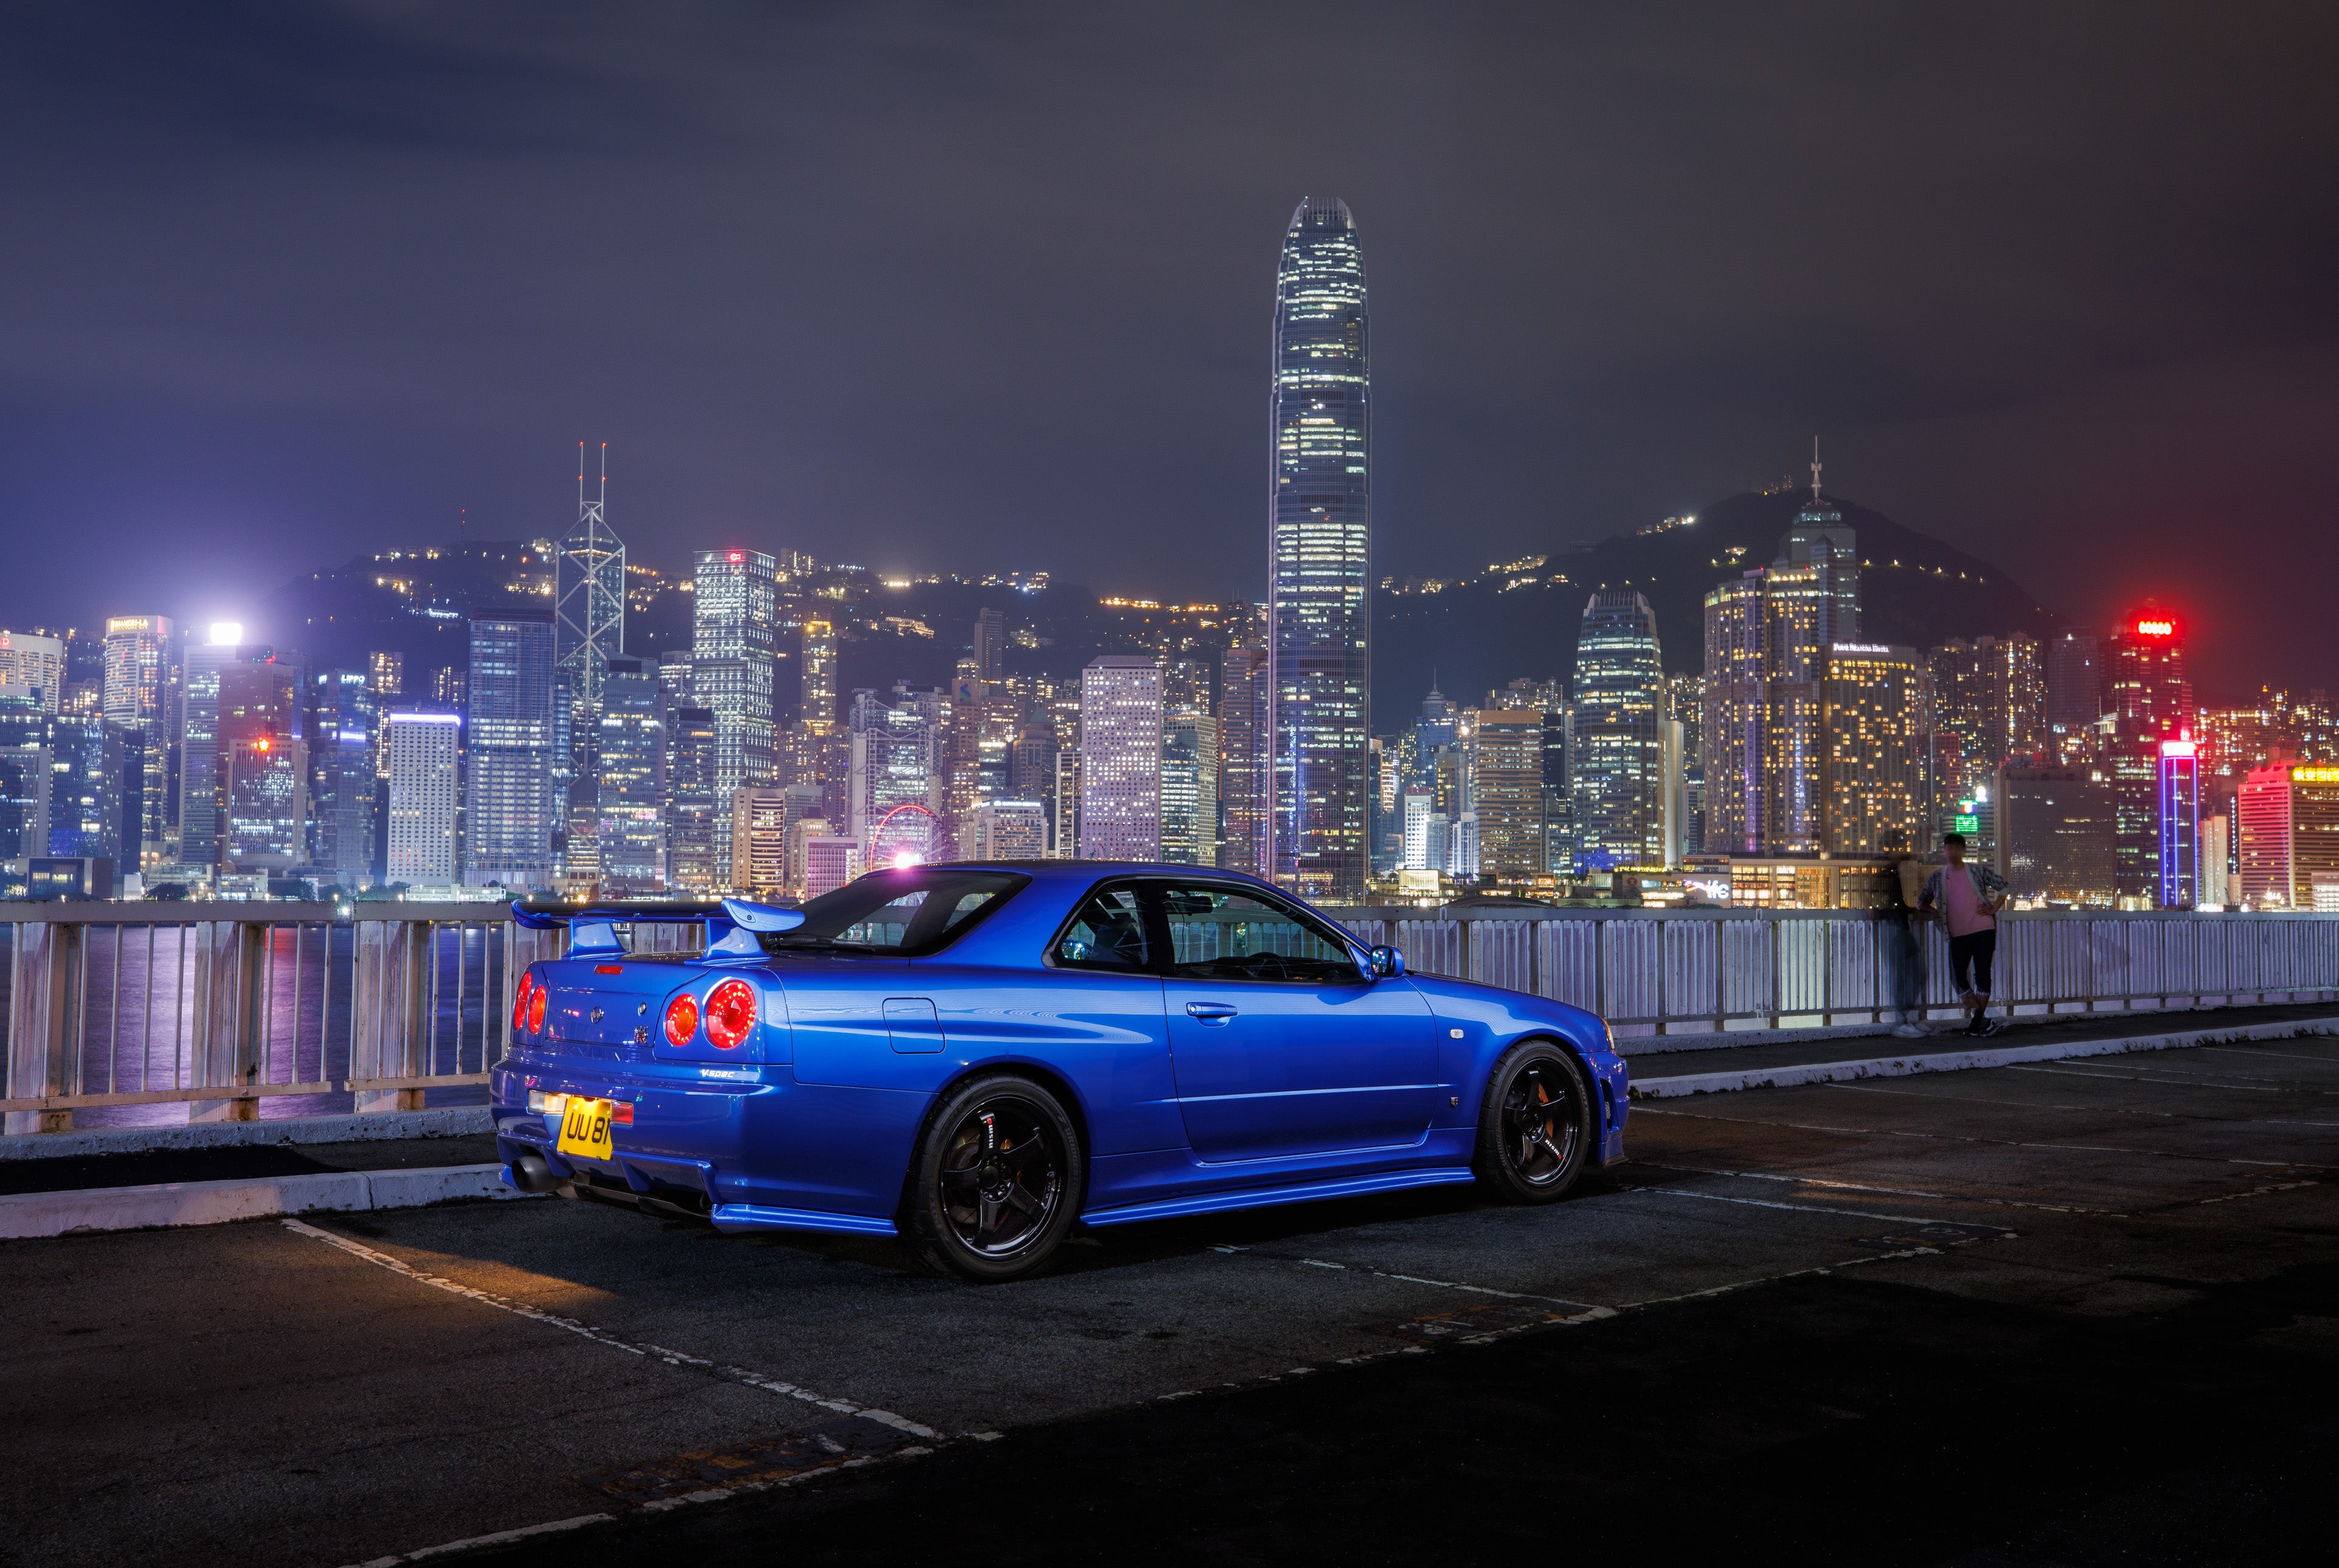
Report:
1891,1024,1927,1038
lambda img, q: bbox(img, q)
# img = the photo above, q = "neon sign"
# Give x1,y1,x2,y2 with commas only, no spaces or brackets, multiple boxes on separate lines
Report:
2134,619,2175,637
2293,767,2339,784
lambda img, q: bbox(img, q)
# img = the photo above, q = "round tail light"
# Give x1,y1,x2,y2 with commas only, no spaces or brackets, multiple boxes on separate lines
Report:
704,980,757,1050
527,982,548,1035
512,972,534,1032
663,992,700,1047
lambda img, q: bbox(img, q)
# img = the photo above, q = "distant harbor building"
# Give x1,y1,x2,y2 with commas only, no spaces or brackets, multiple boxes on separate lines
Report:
2237,763,2339,909
1216,644,1269,876
1702,572,1768,856
102,614,174,867
1817,644,1924,858
223,733,307,875
802,831,863,897
665,705,718,894
177,631,293,877
2157,737,2201,909
556,444,626,862
2047,627,2103,761
1160,711,1219,865
2104,608,2194,899
464,608,559,892
1269,196,1372,900
383,712,460,885
1080,655,1162,862
730,784,792,898
1995,765,2117,904
693,548,778,886
1571,591,1665,870
972,799,1048,860
1470,709,1547,884
308,669,377,886
596,654,665,893
0,630,66,711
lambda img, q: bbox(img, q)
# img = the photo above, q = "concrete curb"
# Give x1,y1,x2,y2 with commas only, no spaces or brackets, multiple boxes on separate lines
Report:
1630,1016,2339,1099
0,1107,492,1162
0,1163,528,1240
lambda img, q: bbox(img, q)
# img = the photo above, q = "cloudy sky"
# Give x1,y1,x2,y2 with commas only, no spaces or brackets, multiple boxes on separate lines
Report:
2,2,2334,696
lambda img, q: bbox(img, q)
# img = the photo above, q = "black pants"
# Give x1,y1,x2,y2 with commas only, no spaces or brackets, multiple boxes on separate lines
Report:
1949,929,1997,1000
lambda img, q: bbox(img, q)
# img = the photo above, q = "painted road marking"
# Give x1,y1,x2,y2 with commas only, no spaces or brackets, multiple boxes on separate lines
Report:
280,1218,938,1438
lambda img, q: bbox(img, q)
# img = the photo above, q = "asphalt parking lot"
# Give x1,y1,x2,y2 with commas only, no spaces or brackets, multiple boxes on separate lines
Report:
5,1033,2334,1568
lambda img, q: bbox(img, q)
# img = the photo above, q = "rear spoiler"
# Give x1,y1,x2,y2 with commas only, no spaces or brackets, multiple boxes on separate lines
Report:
509,898,805,960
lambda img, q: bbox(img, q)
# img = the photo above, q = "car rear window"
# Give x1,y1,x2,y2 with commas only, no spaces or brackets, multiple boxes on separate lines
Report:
760,869,1029,957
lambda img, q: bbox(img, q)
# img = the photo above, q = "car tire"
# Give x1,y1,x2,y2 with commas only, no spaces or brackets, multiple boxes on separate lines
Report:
1472,1039,1593,1203
903,1073,1084,1282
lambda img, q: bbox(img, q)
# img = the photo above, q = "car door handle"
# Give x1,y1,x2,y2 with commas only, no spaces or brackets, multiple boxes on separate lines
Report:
1185,1002,1238,1025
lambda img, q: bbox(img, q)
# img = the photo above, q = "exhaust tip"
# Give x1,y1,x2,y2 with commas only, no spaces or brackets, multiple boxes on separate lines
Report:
511,1148,566,1195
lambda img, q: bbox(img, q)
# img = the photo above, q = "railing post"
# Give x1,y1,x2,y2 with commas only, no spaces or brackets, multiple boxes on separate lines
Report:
5,920,80,1135
357,918,428,1114
190,921,264,1123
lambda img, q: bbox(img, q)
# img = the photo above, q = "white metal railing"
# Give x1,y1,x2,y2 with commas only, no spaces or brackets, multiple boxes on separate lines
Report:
9,900,2335,1137
1338,907,2339,1035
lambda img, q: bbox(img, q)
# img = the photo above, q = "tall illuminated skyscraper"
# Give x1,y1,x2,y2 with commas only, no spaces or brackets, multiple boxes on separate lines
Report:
1079,656,1162,862
464,608,558,891
1268,196,1371,899
694,548,778,887
1216,645,1268,876
1571,592,1665,869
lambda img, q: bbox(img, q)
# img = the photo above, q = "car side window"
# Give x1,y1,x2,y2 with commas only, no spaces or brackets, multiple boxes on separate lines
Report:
1051,885,1152,973
1158,882,1363,985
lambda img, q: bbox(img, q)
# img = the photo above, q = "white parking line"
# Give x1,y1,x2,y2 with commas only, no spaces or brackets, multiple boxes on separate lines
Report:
345,1512,613,1567
1634,1103,2327,1167
281,1218,939,1438
2005,1064,2284,1091
1640,1162,2117,1215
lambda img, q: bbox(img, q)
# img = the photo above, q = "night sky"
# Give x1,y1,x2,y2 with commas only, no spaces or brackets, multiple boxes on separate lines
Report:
3,3,2335,698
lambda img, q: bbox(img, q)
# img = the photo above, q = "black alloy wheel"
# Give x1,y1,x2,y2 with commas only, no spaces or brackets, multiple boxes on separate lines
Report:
1473,1041,1593,1203
905,1074,1082,1282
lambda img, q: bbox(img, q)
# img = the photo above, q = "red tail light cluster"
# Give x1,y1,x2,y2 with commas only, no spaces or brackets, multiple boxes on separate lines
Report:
512,972,535,1032
663,992,700,1048
527,980,548,1035
705,980,757,1050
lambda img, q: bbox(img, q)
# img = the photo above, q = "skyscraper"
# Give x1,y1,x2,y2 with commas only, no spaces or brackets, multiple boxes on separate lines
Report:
2105,607,2193,899
2047,627,2103,759
177,631,293,876
464,608,558,891
1571,591,1665,869
1160,711,1219,865
1470,709,1547,884
0,630,66,711
665,705,718,893
799,617,838,735
309,669,378,885
848,687,944,850
102,615,174,868
1702,572,1768,854
694,549,778,887
383,712,460,885
1268,196,1371,899
1080,655,1162,862
556,443,626,859
972,607,1006,684
2158,737,2201,908
1216,644,1269,876
1818,644,1924,857
596,654,665,892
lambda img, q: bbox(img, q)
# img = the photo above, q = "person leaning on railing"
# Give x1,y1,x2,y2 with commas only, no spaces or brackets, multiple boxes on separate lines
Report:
1916,832,2010,1039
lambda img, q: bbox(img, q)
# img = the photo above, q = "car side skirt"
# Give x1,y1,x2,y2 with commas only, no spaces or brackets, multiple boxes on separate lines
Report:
710,1203,901,1237
1079,1166,1478,1228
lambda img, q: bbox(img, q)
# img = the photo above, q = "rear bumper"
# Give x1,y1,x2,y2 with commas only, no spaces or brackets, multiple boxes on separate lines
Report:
489,1050,920,1231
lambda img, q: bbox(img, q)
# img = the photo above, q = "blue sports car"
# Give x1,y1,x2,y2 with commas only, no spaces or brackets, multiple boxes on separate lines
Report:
492,862,1629,1281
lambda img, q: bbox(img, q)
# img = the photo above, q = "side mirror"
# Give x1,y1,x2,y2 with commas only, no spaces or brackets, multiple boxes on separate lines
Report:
1366,944,1407,979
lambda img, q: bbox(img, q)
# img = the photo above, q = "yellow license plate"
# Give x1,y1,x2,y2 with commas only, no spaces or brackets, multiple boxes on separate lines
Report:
555,1095,616,1161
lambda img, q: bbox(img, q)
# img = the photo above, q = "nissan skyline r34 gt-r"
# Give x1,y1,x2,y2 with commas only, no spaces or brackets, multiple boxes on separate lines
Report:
492,862,1629,1281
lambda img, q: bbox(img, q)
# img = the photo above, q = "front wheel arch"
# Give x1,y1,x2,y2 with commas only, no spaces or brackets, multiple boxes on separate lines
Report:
1470,1035,1596,1203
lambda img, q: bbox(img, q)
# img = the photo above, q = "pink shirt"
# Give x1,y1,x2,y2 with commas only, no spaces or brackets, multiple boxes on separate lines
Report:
1942,864,1995,937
